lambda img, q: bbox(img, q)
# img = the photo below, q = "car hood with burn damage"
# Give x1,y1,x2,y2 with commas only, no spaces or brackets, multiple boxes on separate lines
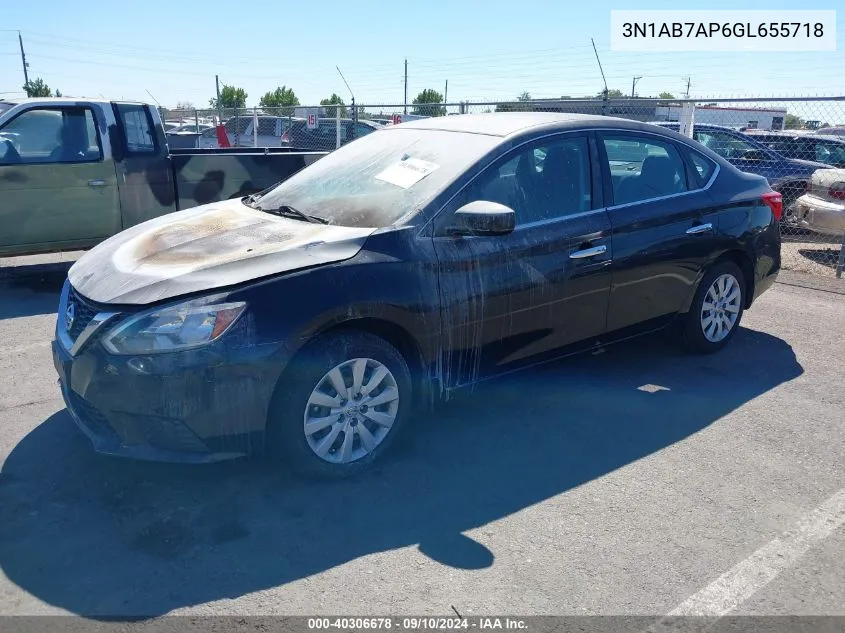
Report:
68,198,377,305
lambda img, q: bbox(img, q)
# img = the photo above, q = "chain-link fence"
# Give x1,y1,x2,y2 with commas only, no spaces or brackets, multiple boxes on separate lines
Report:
163,96,845,278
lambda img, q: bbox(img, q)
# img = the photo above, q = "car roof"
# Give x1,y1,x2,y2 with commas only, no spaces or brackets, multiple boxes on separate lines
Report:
1,97,147,107
394,112,675,138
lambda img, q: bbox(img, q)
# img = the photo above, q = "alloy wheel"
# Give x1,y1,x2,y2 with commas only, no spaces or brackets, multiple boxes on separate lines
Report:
700,273,742,343
303,357,400,464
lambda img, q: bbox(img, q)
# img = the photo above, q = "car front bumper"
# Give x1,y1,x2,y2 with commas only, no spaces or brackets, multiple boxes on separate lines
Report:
795,194,845,236
52,327,282,464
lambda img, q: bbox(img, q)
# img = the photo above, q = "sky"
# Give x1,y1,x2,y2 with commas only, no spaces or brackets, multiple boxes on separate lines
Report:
1,0,842,109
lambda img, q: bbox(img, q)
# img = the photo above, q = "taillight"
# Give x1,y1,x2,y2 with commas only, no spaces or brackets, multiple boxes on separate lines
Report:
281,132,289,142
761,191,783,221
828,183,845,201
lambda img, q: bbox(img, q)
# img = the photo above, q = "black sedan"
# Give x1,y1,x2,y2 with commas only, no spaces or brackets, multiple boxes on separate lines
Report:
52,113,782,478
746,131,845,169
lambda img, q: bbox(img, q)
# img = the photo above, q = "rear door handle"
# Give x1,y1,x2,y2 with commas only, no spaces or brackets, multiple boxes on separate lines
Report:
569,244,607,259
686,223,713,235
87,179,107,187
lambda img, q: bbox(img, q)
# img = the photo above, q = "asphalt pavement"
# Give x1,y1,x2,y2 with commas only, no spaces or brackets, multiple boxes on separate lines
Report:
0,260,843,620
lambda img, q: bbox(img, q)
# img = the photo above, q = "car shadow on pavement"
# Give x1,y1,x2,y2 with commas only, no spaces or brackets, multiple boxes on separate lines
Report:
0,263,70,320
0,327,802,618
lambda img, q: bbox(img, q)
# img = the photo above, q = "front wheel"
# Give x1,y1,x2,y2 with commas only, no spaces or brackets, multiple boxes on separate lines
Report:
266,331,413,479
682,262,746,354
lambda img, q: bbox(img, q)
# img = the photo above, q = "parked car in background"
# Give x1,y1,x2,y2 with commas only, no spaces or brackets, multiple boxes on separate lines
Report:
53,113,781,478
746,131,845,168
655,122,832,217
794,168,845,236
203,115,294,148
281,118,382,150
163,120,182,132
168,123,215,135
817,126,845,139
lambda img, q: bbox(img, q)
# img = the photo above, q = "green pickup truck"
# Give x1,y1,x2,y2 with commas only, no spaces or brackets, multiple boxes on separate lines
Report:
0,98,326,257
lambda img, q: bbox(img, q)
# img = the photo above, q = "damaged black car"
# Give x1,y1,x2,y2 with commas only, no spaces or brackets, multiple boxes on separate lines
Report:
53,113,781,478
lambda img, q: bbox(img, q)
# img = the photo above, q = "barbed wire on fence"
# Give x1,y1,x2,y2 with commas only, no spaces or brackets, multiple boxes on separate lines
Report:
160,96,845,279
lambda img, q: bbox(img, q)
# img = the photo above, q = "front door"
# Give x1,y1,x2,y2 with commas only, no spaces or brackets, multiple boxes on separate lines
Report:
0,105,119,253
433,133,613,388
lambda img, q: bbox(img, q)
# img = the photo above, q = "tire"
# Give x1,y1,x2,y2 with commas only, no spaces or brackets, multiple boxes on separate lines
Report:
682,261,746,355
266,331,413,479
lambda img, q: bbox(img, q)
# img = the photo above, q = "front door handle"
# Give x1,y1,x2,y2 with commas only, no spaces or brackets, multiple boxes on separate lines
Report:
570,244,607,259
87,179,107,187
686,223,713,235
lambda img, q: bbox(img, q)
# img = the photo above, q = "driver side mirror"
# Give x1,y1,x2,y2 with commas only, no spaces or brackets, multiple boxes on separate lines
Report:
440,200,516,237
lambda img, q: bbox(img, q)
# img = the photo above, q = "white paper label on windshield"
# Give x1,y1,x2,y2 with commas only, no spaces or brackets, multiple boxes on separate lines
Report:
375,157,440,189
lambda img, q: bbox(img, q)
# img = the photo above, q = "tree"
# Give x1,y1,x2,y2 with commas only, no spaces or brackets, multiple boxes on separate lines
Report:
599,88,625,99
784,113,805,129
658,92,676,99
259,86,299,115
55,89,63,97
412,89,446,117
209,85,248,109
496,91,533,112
175,101,195,111
23,78,53,98
320,93,348,118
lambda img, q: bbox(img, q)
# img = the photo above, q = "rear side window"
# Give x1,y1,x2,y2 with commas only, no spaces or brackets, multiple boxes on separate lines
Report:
116,104,156,153
601,134,687,205
687,149,716,187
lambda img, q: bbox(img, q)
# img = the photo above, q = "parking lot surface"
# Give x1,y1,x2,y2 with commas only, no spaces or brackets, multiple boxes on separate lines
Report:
0,262,843,619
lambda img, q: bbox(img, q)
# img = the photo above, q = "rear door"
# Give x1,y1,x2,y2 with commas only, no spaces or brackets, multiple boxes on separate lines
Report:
0,105,120,253
112,103,176,227
433,132,612,386
598,131,721,333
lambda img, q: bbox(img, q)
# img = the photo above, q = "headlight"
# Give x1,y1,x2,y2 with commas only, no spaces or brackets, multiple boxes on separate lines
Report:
101,299,246,355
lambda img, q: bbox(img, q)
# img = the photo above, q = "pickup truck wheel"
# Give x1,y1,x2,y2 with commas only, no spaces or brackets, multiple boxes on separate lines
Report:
266,331,412,479
682,262,745,354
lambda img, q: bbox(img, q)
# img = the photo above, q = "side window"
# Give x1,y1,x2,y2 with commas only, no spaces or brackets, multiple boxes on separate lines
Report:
686,149,716,187
356,123,376,138
116,104,155,153
463,135,591,225
602,134,687,205
694,130,758,160
257,118,277,136
0,107,101,164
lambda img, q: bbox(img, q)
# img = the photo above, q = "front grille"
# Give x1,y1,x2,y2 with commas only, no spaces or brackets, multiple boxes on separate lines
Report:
67,288,99,341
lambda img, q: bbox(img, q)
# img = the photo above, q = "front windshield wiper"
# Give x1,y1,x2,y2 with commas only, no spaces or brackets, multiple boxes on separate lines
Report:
254,203,328,224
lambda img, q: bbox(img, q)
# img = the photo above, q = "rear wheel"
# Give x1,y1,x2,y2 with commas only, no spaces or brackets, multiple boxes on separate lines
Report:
266,331,412,479
682,261,745,354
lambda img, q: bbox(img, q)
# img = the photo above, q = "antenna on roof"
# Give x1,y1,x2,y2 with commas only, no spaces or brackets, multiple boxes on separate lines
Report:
336,66,357,124
591,38,608,99
145,89,162,108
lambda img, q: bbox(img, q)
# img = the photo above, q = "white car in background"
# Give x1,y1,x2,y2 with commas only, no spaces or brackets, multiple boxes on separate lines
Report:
199,115,296,148
794,168,845,236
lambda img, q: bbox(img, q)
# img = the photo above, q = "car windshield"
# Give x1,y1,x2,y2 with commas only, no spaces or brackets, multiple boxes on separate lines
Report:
255,127,499,227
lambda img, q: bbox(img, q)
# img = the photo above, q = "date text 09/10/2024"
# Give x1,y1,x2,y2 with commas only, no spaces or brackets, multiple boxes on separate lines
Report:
307,617,528,630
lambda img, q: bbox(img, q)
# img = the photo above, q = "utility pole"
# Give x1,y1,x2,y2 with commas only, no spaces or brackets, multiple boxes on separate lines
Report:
18,31,30,88
444,79,448,103
215,74,222,122
631,76,642,99
683,76,691,99
404,59,408,115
